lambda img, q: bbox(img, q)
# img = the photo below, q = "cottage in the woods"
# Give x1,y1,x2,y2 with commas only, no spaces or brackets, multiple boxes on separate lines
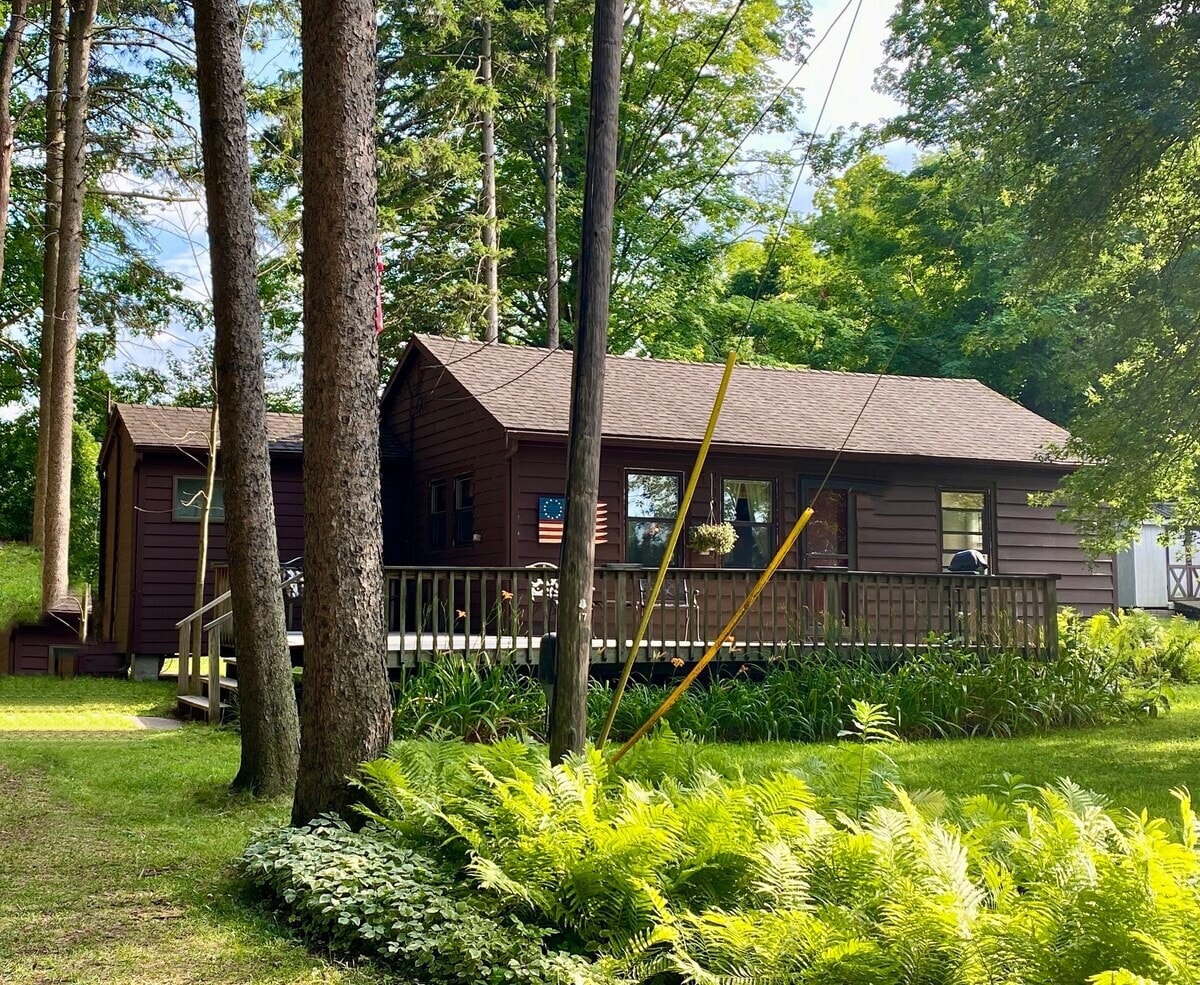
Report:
1,333,1116,676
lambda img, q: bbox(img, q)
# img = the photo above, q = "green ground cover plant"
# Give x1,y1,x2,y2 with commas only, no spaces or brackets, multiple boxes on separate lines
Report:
246,729,1200,984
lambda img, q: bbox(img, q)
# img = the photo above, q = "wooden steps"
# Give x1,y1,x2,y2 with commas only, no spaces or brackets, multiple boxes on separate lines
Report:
177,693,232,721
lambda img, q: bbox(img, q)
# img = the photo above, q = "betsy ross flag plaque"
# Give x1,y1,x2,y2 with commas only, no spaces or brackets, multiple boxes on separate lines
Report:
538,496,607,545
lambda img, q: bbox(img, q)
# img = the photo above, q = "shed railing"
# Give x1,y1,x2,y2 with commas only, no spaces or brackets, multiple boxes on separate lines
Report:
379,566,1060,665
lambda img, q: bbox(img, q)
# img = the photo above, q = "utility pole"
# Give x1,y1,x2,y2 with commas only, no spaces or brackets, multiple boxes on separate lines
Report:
547,0,624,763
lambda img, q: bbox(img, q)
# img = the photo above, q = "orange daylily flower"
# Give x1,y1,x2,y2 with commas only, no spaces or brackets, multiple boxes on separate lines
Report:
501,590,514,601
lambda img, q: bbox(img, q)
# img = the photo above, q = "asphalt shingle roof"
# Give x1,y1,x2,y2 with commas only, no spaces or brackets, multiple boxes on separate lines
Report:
115,403,304,453
411,334,1071,467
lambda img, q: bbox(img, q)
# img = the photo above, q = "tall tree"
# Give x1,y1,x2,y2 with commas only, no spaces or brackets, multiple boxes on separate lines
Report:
292,0,392,823
33,0,65,549
0,0,30,291
479,7,499,341
544,0,559,348
881,0,1200,552
193,0,300,795
42,0,98,608
548,0,623,763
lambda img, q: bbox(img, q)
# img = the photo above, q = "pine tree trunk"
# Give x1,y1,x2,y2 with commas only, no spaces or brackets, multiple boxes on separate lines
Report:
0,0,30,293
292,0,391,825
480,13,499,342
544,0,559,349
548,0,624,763
33,0,66,550
42,0,97,609
194,0,299,794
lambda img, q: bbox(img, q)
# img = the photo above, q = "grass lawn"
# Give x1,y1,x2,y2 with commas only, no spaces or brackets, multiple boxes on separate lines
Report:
2,676,1199,984
0,541,41,631
0,678,386,985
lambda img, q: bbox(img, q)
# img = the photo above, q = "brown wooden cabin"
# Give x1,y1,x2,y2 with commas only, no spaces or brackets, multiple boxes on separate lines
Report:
4,405,305,676
2,332,1116,678
382,333,1113,612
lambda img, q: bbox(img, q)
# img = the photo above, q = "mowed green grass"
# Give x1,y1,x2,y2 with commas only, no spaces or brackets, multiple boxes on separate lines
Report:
0,541,41,631
0,678,387,985
0,675,177,730
642,685,1200,820
2,676,1199,983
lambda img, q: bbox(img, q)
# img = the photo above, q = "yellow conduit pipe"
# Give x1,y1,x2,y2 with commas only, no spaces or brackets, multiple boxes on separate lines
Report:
611,504,815,764
596,350,738,749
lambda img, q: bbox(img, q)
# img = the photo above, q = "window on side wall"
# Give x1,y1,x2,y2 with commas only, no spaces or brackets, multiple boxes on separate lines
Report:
453,475,474,547
429,479,447,550
940,490,991,569
173,477,225,522
626,471,681,567
722,479,774,568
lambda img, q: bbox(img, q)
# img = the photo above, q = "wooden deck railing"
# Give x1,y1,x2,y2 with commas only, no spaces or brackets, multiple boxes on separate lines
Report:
378,566,1060,665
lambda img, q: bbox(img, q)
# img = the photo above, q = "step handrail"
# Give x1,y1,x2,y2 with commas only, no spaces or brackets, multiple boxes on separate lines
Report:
175,590,230,630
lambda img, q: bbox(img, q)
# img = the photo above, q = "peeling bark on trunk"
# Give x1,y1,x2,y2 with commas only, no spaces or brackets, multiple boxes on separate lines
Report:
544,0,560,349
33,0,65,550
194,0,299,795
42,0,97,609
292,0,391,825
480,13,499,342
548,0,624,763
0,0,31,292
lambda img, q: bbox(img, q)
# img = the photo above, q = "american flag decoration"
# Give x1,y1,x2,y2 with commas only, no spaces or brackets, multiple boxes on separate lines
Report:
538,496,608,545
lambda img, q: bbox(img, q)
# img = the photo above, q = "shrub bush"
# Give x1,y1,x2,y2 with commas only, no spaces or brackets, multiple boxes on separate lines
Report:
1063,607,1200,682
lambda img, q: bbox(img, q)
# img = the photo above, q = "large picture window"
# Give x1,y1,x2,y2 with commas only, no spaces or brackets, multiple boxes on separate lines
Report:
173,477,225,522
626,472,681,567
722,479,773,568
453,475,474,547
940,490,990,568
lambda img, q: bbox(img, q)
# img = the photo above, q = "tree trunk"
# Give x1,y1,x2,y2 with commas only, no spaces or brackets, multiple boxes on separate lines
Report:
194,0,299,795
292,0,391,825
544,0,559,349
480,13,499,342
0,0,31,293
188,403,219,696
42,0,97,609
33,0,66,549
548,0,623,763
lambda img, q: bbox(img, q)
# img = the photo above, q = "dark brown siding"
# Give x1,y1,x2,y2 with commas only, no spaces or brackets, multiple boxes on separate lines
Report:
128,452,305,656
995,473,1114,614
384,351,510,565
506,443,1113,612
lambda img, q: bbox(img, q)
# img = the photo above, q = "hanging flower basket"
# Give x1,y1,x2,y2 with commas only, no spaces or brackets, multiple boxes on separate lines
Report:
687,522,736,556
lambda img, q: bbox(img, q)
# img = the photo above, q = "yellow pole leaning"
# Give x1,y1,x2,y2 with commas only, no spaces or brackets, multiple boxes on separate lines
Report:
610,504,815,763
595,351,738,749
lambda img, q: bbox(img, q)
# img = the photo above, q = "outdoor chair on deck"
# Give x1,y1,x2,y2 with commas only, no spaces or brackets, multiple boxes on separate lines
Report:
527,562,559,601
636,577,701,642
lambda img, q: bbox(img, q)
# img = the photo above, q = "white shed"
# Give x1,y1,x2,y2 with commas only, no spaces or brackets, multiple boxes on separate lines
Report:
1116,514,1200,609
